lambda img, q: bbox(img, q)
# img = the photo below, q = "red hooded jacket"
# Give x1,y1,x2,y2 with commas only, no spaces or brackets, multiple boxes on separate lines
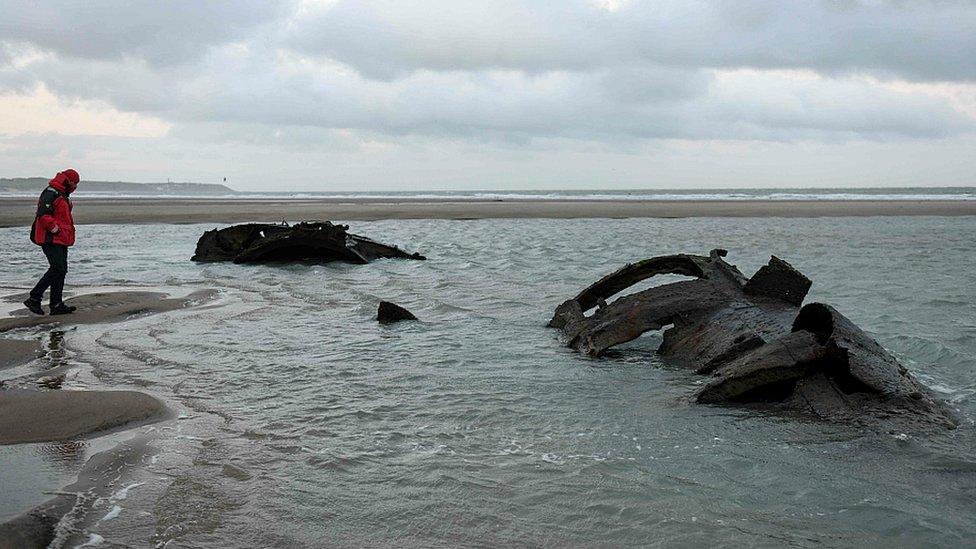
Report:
31,169,78,247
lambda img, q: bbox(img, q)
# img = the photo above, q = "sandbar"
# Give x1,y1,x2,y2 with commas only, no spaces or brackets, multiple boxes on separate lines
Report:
0,289,216,334
0,340,41,370
0,389,168,445
0,197,974,227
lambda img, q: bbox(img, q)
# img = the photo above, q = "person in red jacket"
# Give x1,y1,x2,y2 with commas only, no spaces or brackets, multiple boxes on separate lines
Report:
23,169,80,315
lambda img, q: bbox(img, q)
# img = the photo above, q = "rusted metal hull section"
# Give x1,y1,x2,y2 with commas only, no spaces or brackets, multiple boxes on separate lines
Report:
191,221,425,264
551,250,957,429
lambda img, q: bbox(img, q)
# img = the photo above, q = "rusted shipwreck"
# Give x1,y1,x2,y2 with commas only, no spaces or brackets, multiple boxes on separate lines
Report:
192,221,425,264
550,250,957,429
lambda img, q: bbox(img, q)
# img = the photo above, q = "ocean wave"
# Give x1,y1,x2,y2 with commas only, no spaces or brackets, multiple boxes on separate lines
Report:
2,188,975,201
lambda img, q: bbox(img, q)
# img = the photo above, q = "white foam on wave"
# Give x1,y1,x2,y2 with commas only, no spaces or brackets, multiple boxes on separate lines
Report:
111,481,145,501
78,533,105,547
4,188,975,201
101,505,122,521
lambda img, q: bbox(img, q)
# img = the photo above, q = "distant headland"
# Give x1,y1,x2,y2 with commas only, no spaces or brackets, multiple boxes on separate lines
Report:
0,177,237,196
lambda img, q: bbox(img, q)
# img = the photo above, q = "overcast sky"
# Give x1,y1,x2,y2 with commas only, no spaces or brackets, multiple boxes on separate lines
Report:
1,0,974,191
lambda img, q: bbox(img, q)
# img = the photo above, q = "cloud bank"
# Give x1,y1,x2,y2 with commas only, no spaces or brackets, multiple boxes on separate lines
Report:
0,0,973,189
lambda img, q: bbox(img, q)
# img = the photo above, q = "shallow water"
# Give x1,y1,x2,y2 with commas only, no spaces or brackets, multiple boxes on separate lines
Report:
1,217,975,547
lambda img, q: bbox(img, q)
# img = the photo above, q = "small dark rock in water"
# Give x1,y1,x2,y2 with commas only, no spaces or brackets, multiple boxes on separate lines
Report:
550,249,958,431
191,221,426,264
377,301,418,324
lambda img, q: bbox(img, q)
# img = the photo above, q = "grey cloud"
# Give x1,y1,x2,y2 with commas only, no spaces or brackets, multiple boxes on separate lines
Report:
0,0,973,149
167,122,363,153
161,59,971,140
598,66,710,104
15,57,177,111
0,0,295,66
702,71,973,139
287,0,599,79
289,0,976,82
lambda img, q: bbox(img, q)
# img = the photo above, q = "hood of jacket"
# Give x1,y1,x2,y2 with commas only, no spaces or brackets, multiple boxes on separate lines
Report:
48,169,80,195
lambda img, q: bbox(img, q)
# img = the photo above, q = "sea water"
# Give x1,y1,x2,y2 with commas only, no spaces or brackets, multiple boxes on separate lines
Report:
1,216,974,547
2,186,975,201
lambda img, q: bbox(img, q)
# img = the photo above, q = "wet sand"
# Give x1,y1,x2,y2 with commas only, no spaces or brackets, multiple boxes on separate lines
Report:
0,289,216,546
0,340,41,370
0,433,157,548
0,289,215,444
0,389,169,445
0,289,217,334
0,197,974,227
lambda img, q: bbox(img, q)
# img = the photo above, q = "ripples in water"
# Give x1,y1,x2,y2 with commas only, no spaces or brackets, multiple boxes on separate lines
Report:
1,217,975,546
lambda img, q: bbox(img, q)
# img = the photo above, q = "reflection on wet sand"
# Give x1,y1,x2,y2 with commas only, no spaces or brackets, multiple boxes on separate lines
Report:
36,330,68,389
45,331,67,367
36,440,88,468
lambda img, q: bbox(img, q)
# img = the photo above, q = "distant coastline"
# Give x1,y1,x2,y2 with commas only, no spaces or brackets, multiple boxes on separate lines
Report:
0,177,237,196
1,178,974,202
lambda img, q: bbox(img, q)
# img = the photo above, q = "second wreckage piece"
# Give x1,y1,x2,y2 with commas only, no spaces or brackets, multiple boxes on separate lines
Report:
549,250,956,429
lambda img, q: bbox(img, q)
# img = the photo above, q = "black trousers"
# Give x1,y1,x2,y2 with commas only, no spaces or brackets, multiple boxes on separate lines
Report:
30,244,68,306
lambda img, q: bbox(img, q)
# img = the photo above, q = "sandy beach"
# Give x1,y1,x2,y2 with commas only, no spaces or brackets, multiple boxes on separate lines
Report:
0,290,215,333
0,197,974,227
0,288,217,546
0,340,41,370
0,288,214,445
0,389,169,445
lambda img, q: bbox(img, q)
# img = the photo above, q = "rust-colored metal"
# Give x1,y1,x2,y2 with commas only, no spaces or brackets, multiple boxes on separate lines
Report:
192,221,425,264
551,250,957,430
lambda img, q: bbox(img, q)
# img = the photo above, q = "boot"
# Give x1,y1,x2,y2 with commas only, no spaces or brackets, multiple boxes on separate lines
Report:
23,298,45,315
49,303,77,315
